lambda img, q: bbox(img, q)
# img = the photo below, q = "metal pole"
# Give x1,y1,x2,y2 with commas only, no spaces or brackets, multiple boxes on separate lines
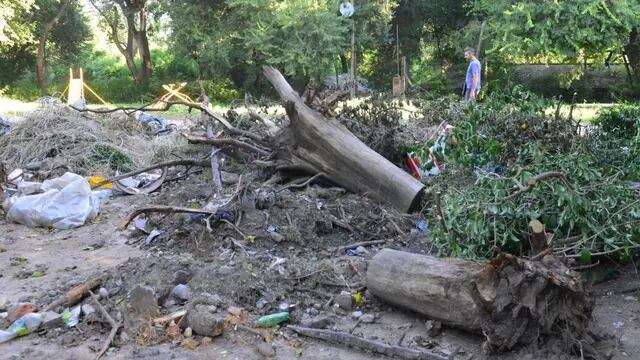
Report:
351,18,356,97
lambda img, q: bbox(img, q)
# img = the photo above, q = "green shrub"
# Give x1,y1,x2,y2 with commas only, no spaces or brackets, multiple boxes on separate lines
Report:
594,103,640,139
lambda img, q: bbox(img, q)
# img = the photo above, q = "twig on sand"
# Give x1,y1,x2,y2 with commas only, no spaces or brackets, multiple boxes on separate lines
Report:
89,291,122,360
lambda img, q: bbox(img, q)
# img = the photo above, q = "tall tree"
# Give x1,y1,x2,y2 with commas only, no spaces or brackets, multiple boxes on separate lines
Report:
474,0,640,80
91,0,153,83
35,0,69,94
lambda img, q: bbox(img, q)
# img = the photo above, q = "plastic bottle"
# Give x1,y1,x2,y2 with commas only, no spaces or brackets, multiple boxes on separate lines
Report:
256,312,290,327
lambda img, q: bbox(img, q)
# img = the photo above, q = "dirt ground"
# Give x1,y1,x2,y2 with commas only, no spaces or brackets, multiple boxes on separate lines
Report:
1,105,639,360
1,180,639,360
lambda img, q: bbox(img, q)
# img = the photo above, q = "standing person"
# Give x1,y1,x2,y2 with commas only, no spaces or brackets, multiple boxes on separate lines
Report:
463,47,481,101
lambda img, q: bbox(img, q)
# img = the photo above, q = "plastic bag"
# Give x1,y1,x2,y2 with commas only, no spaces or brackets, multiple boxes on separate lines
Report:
5,172,99,229
0,313,43,343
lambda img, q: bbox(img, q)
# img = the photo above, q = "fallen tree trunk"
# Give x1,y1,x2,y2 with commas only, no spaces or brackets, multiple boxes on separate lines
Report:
262,66,425,213
367,249,593,353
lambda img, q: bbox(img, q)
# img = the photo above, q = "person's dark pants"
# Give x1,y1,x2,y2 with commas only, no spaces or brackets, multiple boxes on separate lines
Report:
464,88,479,102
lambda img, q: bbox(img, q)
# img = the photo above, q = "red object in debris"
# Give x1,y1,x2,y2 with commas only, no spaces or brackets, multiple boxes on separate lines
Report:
8,303,39,322
406,153,423,179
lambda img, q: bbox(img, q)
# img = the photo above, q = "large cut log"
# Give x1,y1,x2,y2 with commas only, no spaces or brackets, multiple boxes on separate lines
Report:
262,66,425,213
367,249,593,352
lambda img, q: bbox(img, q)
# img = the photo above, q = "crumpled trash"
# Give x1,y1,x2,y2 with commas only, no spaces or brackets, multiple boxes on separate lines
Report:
406,125,455,179
0,312,43,343
133,111,172,135
3,172,99,229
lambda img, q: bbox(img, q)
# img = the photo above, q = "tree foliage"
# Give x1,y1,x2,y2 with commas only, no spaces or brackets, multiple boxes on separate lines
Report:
475,0,640,62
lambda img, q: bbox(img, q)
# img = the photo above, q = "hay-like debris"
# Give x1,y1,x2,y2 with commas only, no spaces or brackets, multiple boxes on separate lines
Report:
0,106,183,178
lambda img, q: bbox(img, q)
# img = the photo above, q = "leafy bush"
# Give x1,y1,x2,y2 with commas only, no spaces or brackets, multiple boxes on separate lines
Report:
425,88,640,261
594,103,640,139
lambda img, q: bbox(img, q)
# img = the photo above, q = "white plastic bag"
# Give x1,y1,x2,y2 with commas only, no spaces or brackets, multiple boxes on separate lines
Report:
6,172,99,229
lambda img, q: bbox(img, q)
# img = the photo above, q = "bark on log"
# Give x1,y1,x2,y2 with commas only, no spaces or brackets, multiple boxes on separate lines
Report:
262,66,425,213
367,249,593,352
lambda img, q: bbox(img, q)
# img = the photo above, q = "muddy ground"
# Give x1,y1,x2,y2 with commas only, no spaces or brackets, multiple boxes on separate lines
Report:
1,110,639,360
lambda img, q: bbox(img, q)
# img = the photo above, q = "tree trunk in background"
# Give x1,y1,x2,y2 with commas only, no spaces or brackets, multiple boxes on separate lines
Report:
36,0,69,95
625,27,640,82
135,2,152,83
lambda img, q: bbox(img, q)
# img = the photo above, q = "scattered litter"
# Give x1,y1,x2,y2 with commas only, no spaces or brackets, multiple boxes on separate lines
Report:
406,124,454,178
144,229,164,245
98,287,109,299
88,176,112,189
4,172,99,229
266,224,278,233
256,298,269,310
132,111,174,136
62,306,82,327
0,313,43,343
613,321,624,329
256,312,290,327
113,169,166,195
415,219,428,234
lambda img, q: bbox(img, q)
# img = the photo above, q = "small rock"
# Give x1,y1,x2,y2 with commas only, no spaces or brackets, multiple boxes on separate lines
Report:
201,336,212,346
125,285,158,336
360,314,375,324
255,342,276,358
228,306,244,316
41,311,64,329
351,311,363,319
301,315,334,329
187,298,225,338
221,171,240,185
171,284,191,301
0,297,8,311
172,270,193,285
98,287,109,299
81,304,95,317
269,232,284,243
218,265,235,275
184,327,193,338
624,296,636,302
426,320,442,336
335,292,353,311
207,305,218,313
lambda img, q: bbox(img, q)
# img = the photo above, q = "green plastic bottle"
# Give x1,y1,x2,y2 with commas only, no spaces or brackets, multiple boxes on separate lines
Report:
256,312,290,327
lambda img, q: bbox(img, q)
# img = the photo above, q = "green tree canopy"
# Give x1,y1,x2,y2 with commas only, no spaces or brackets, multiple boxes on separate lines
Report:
475,0,640,63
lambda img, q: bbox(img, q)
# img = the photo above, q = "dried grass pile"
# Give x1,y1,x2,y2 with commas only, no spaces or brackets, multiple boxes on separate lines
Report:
0,106,182,178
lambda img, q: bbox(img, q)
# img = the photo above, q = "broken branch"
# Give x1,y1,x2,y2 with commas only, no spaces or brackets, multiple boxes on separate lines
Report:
287,325,448,360
503,171,569,200
89,291,122,360
122,206,216,229
182,133,271,156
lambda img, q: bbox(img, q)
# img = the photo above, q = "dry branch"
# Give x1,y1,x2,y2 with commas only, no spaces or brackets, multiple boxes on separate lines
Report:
44,275,106,311
122,206,216,229
182,133,271,156
288,325,448,360
89,291,122,360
